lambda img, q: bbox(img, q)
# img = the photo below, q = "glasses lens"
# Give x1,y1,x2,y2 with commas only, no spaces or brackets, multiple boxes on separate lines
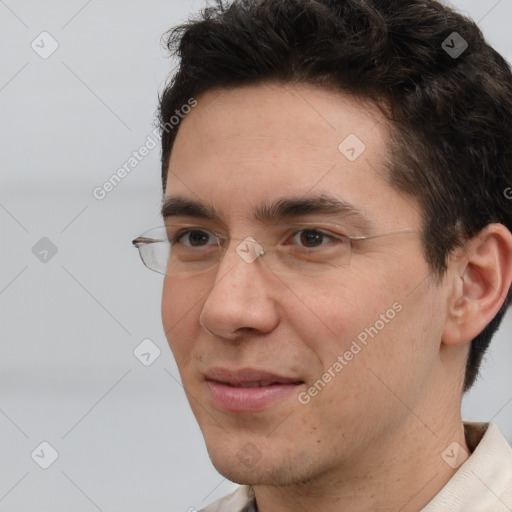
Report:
136,226,223,276
254,224,352,276
133,227,168,275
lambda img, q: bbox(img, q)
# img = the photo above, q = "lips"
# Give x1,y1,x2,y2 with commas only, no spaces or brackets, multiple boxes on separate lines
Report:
204,367,303,387
204,367,305,412
226,381,280,388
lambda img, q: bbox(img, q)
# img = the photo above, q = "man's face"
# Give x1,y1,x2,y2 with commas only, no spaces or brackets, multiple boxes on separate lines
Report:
162,83,450,485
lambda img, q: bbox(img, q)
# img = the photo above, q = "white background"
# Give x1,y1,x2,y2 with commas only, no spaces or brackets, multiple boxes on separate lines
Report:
0,1,511,510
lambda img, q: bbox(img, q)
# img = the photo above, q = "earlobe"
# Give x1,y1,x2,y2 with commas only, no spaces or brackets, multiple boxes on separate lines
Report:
442,223,512,347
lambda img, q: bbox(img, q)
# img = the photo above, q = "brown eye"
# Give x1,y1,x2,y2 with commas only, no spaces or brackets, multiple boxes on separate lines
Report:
288,228,342,249
299,229,325,248
173,229,217,248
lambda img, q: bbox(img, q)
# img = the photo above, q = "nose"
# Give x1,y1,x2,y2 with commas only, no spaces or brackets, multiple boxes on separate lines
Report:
198,242,280,340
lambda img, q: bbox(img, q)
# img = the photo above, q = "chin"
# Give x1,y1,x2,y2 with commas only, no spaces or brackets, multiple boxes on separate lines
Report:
212,464,266,485
205,443,266,483
206,444,321,487
210,458,290,486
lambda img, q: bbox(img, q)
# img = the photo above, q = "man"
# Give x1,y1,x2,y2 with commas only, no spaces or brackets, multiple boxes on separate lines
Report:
132,0,512,510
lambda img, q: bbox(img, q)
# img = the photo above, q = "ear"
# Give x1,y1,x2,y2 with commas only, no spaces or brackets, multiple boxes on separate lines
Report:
442,223,512,346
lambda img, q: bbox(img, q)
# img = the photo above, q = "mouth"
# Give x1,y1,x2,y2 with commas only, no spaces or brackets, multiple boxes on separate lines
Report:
218,380,300,388
204,367,304,387
204,367,305,412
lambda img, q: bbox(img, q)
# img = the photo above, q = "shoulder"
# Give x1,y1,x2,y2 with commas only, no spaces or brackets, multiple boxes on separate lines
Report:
422,422,512,511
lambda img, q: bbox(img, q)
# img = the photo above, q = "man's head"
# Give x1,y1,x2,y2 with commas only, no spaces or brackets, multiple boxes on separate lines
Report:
155,0,512,489
158,0,512,392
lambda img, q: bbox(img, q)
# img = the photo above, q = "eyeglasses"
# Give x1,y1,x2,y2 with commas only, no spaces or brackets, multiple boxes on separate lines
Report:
132,222,416,277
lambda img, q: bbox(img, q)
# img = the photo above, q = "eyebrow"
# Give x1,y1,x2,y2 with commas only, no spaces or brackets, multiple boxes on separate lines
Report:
161,194,372,230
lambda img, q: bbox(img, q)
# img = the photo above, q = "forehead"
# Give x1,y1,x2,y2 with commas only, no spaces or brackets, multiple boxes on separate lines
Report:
172,82,384,162
166,83,420,230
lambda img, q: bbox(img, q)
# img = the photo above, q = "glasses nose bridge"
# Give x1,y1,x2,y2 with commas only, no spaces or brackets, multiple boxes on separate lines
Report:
217,230,268,268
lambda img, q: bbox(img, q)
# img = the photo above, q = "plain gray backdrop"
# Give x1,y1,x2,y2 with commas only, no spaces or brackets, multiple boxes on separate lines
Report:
1,1,511,510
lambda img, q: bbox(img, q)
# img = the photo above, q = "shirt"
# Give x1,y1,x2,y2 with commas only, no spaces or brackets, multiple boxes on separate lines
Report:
200,422,512,512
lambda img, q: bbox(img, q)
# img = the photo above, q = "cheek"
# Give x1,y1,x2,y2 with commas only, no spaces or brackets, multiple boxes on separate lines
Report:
293,265,423,400
161,277,205,365
288,270,389,364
